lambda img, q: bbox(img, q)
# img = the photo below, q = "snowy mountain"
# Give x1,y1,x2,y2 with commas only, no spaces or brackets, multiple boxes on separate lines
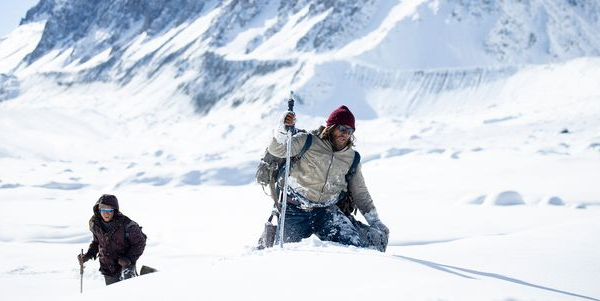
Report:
2,0,600,111
1,1,600,300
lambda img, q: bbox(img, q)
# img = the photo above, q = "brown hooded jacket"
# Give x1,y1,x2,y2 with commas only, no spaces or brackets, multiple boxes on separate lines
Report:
84,194,146,276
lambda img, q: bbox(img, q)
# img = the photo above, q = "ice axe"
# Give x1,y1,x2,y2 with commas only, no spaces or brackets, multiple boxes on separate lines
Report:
278,91,295,248
79,248,84,293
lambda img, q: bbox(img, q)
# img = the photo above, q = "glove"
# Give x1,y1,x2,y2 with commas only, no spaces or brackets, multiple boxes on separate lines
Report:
120,266,136,280
118,257,132,267
77,253,90,265
119,257,136,280
370,219,389,235
364,209,390,235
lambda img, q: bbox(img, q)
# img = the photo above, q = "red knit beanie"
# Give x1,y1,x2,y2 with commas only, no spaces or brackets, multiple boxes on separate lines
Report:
326,105,355,129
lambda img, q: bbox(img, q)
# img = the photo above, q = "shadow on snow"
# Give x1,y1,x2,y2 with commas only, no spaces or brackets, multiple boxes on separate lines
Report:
395,255,599,301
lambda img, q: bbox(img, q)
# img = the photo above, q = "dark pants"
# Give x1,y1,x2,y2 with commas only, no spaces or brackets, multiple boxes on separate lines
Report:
104,275,120,285
103,265,136,285
281,203,364,247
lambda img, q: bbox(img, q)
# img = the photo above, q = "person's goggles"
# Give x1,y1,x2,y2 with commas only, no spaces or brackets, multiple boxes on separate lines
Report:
99,208,115,213
337,124,355,135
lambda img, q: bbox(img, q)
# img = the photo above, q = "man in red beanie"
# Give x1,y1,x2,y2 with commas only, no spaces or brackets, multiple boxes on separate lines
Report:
268,105,389,251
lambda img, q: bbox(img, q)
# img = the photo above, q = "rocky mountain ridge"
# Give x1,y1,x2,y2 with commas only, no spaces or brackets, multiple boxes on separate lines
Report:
1,0,599,112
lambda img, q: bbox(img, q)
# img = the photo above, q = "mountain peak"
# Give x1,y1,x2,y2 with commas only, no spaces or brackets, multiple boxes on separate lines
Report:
2,0,599,112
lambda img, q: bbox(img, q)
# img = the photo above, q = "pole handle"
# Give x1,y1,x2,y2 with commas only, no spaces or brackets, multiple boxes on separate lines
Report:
285,91,295,132
287,91,294,112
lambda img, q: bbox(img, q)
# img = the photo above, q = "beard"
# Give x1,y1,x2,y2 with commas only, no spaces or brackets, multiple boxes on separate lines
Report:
331,135,348,151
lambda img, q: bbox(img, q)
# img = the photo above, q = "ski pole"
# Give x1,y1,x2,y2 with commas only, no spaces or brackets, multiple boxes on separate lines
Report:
80,249,84,293
279,91,294,248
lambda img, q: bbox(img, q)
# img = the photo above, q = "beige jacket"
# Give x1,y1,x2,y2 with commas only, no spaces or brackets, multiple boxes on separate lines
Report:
268,129,376,215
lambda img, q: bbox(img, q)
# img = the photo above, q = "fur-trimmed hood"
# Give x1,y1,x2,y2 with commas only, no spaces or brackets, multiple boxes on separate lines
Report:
93,194,120,218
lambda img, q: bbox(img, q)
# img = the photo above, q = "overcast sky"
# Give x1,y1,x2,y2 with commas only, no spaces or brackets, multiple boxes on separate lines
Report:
0,0,40,37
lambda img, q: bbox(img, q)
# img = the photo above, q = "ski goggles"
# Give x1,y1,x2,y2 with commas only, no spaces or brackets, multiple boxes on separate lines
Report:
337,124,354,135
99,208,115,213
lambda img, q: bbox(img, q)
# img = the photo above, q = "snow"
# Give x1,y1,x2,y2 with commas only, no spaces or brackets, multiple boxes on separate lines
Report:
539,196,567,206
482,191,526,206
335,0,429,61
0,21,45,73
56,47,112,73
1,1,600,300
2,56,600,300
227,5,332,60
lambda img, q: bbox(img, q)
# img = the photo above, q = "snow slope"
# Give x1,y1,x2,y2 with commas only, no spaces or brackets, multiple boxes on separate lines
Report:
1,56,600,300
1,1,600,300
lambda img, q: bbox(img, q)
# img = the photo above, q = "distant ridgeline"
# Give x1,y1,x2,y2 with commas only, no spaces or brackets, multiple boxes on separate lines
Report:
3,0,599,111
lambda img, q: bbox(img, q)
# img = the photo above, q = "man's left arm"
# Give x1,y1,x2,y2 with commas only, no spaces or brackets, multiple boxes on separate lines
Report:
124,223,146,264
349,165,389,235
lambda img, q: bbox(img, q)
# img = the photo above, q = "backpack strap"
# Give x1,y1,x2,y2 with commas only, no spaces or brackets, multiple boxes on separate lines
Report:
337,151,361,215
296,134,313,161
274,134,313,207
276,133,313,181
340,151,361,195
346,151,361,183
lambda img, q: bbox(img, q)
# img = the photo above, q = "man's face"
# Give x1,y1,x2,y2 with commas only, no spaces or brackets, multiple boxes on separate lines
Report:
99,204,115,222
331,125,354,150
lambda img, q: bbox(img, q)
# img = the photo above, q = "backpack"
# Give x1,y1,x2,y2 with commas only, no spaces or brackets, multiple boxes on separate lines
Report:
125,220,148,241
255,129,312,205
